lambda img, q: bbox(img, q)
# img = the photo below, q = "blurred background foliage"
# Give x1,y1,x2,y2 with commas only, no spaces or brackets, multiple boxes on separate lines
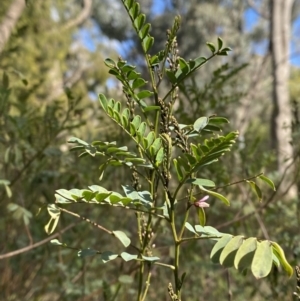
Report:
1,0,300,300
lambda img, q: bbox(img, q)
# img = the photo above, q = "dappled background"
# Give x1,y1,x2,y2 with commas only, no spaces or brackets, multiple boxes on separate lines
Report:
1,0,300,300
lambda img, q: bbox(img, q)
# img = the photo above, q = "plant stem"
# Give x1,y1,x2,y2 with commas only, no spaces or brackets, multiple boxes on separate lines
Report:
137,261,145,301
174,242,181,298
169,193,181,298
141,267,152,301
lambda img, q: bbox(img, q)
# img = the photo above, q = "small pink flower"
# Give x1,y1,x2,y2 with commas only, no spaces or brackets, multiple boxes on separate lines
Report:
194,195,210,208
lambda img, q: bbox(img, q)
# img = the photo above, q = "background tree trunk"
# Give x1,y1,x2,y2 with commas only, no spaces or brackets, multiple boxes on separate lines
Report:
270,0,296,198
0,0,26,54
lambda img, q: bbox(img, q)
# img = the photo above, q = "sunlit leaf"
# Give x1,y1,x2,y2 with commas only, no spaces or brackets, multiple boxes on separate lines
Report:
185,222,198,235
113,230,131,247
220,236,244,267
185,178,215,188
271,242,293,277
136,90,153,99
234,237,257,270
44,216,60,235
142,255,160,261
121,252,138,261
142,36,154,53
193,117,208,132
247,181,262,201
50,239,64,246
258,175,276,191
251,241,273,279
200,186,230,206
173,159,183,181
104,58,116,68
68,137,89,146
210,234,232,263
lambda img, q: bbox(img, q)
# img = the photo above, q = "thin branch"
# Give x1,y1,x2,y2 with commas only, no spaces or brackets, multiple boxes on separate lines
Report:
58,207,112,235
177,173,263,202
0,223,76,260
62,0,93,31
216,153,297,230
58,206,140,251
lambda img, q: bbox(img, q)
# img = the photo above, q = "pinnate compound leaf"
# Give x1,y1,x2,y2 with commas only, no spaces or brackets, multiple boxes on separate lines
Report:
259,175,276,191
113,230,131,247
234,237,257,270
251,241,273,279
210,234,232,263
271,242,293,277
220,236,244,267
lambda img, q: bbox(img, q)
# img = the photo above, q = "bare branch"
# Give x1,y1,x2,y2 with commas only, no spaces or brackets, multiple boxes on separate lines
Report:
63,0,93,31
0,0,26,54
0,223,76,260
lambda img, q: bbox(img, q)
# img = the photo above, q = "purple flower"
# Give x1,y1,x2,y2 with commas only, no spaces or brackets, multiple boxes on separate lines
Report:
194,195,210,208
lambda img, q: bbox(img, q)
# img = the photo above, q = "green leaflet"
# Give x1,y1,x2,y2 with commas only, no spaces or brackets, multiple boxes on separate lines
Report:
271,241,293,277
113,230,131,247
251,241,273,279
219,236,244,267
200,186,230,206
234,237,257,270
210,234,233,263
